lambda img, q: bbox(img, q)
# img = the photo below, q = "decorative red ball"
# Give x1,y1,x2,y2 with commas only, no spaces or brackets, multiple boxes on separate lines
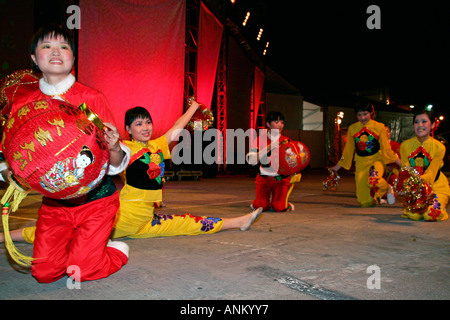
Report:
2,99,110,199
187,104,214,132
277,140,310,176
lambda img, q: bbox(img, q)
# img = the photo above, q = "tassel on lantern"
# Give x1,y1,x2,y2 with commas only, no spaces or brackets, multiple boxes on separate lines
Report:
0,176,34,266
1,175,31,212
1,203,35,267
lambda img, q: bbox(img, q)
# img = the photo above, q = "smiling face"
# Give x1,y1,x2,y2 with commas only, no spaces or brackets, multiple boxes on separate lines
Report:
414,113,434,143
75,154,92,169
267,118,284,132
31,34,75,84
356,111,371,125
126,117,153,144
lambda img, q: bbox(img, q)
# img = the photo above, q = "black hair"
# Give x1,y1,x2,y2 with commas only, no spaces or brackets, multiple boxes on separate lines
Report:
30,25,75,72
266,111,285,124
79,146,94,163
413,108,434,124
125,106,153,129
354,101,374,114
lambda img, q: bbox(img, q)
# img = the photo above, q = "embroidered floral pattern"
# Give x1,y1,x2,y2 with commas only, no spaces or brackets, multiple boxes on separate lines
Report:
353,127,380,156
427,195,441,221
201,217,222,232
151,213,174,226
167,213,222,232
137,149,165,184
408,146,432,175
147,162,161,179
368,167,380,197
369,167,379,186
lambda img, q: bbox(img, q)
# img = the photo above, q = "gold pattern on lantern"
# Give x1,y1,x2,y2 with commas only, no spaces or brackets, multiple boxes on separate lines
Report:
20,142,35,161
6,117,15,130
17,105,31,119
34,100,49,110
34,127,54,147
12,151,28,170
48,118,65,136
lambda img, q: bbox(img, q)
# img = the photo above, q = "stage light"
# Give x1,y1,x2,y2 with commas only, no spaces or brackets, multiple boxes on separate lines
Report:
263,42,269,55
426,104,433,111
257,28,263,40
230,0,235,4
439,115,444,121
409,105,415,109
242,12,250,26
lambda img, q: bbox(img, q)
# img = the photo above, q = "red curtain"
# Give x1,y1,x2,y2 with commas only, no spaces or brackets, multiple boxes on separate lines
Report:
197,2,223,109
78,0,186,139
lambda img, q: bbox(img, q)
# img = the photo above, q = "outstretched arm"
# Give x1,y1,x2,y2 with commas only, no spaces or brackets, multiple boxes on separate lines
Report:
164,99,201,144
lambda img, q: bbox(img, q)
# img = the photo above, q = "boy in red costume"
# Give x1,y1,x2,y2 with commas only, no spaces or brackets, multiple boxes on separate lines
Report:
246,111,294,212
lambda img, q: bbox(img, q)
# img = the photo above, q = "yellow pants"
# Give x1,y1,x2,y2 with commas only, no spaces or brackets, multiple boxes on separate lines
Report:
355,160,387,207
111,197,224,239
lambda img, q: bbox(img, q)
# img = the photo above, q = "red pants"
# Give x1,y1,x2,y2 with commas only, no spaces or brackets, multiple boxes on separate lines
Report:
32,192,128,283
252,174,291,212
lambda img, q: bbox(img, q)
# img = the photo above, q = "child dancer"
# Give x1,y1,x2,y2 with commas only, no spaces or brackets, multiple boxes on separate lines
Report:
0,25,130,283
399,109,449,221
111,105,263,238
330,103,401,207
246,111,295,212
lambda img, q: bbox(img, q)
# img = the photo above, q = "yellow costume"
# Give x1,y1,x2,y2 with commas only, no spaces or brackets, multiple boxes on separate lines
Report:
338,119,399,207
22,135,225,243
400,136,449,221
111,136,224,238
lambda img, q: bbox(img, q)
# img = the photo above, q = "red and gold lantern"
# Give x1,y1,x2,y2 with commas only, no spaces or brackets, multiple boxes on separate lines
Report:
186,97,214,132
277,139,310,176
2,98,109,200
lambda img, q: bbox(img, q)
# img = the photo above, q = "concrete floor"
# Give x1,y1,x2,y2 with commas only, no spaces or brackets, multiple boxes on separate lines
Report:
0,169,449,301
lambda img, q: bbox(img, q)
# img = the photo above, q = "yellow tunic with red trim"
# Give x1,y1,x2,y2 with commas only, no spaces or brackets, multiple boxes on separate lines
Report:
338,119,398,170
400,136,449,221
338,119,399,206
111,136,224,238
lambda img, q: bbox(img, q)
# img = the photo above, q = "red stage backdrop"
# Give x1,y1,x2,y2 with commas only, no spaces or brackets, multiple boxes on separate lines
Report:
78,0,186,139
197,2,223,110
253,67,265,128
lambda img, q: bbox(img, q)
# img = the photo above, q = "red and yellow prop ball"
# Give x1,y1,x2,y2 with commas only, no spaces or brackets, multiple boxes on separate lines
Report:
2,99,110,200
277,140,310,176
187,104,214,132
